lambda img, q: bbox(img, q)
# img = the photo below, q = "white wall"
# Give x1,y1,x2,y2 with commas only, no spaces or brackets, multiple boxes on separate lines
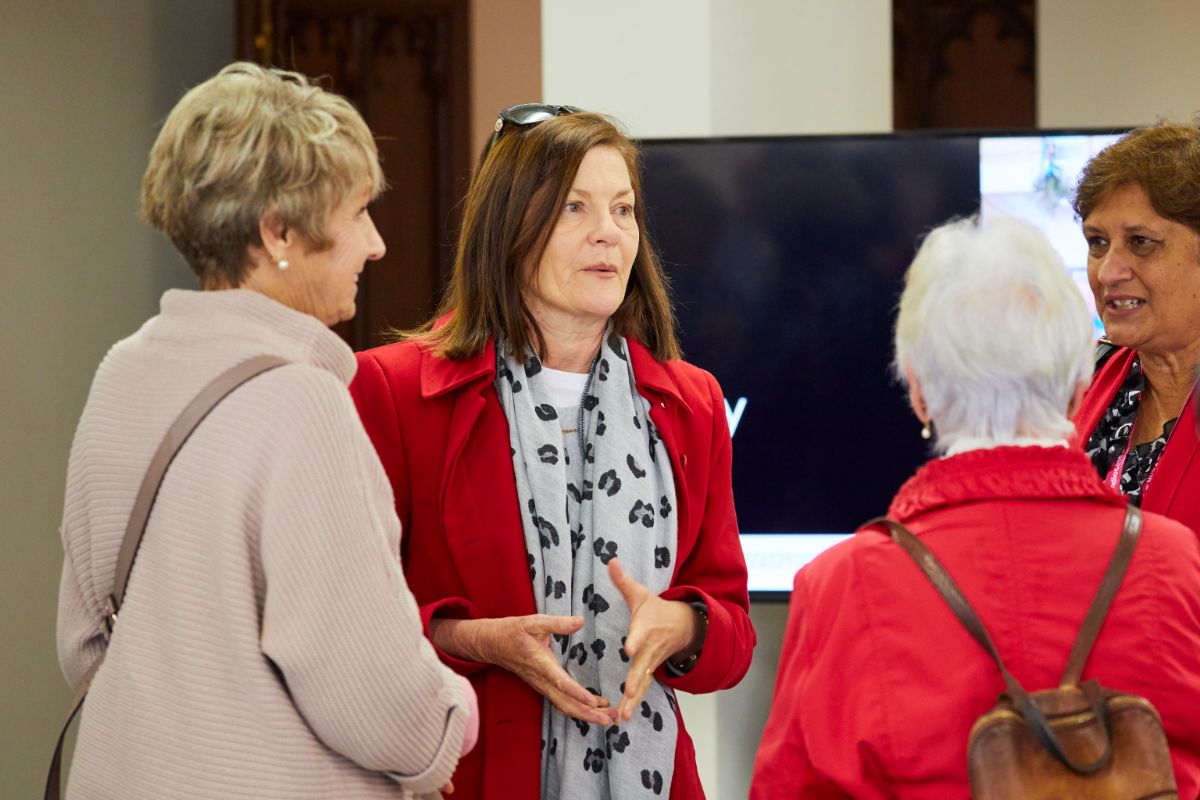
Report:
0,2,232,796
709,0,892,136
1039,0,1200,128
542,0,715,138
543,0,890,140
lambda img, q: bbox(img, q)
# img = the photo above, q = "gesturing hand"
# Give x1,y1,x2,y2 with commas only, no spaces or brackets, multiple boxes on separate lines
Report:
608,558,704,723
430,614,613,725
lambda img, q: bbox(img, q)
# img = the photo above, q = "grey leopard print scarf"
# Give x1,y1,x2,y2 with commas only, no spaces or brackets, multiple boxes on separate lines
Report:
496,332,679,799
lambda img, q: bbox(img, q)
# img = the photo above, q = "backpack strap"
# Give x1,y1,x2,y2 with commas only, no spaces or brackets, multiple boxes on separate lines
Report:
1060,505,1142,686
864,514,1131,775
46,355,288,800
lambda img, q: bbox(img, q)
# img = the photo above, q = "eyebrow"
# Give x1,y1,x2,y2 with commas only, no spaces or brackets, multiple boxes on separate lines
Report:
1082,223,1162,236
569,187,635,200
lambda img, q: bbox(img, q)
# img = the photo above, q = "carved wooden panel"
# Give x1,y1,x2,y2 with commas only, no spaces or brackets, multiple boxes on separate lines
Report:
238,0,470,349
894,0,1035,130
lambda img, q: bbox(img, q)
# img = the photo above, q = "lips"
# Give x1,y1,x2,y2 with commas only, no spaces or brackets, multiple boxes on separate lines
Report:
585,263,619,276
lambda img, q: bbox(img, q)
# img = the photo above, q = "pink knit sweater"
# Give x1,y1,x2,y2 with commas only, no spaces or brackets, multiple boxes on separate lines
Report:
57,289,475,798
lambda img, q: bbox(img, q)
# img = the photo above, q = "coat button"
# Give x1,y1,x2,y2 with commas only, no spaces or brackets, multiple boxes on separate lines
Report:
681,454,688,467
659,401,666,408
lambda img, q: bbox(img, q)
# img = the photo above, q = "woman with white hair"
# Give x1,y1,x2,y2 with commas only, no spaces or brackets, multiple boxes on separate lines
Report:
749,216,1200,798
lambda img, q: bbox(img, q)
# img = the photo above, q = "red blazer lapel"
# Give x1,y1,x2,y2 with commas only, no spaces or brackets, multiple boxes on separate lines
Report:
1144,393,1199,520
424,342,537,618
629,340,696,574
1072,346,1135,448
1074,346,1200,531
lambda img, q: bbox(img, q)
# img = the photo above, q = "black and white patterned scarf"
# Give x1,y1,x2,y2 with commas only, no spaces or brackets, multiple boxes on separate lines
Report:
496,332,679,799
1084,356,1177,505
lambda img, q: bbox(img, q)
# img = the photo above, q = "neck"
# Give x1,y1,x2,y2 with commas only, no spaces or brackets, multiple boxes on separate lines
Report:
1139,342,1200,416
534,315,607,373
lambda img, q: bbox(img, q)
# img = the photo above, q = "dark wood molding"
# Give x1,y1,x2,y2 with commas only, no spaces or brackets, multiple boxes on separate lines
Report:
894,0,1036,130
236,0,470,349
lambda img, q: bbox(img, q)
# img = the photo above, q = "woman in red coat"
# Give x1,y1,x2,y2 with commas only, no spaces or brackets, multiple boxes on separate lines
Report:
1069,122,1200,532
350,107,754,799
751,216,1200,798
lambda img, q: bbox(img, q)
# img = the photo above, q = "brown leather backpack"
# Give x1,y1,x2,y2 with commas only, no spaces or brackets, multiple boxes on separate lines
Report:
869,507,1178,799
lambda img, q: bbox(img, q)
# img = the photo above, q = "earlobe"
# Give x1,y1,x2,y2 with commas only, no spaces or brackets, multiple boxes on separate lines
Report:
257,211,293,271
258,210,290,252
903,362,931,425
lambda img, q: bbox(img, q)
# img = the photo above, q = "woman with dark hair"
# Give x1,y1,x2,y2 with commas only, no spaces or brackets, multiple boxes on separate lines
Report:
350,106,754,799
1071,121,1200,531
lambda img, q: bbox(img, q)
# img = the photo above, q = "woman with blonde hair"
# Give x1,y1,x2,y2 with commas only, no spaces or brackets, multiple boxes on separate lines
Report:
56,62,475,798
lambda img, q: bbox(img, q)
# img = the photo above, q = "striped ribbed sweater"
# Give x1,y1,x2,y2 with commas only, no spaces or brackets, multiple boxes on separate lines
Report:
57,289,471,798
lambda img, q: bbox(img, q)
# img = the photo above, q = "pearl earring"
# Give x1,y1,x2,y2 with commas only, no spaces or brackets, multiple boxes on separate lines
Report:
920,422,932,440
276,257,290,271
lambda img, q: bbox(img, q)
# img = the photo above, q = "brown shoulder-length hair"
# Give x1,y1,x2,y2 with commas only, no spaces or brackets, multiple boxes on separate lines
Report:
1074,120,1200,234
409,111,680,361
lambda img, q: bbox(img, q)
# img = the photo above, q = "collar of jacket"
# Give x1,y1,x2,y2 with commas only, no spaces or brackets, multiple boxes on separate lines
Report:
886,445,1123,521
1072,344,1198,517
418,333,691,413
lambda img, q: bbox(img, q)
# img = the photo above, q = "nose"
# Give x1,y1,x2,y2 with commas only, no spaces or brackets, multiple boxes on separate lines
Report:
365,211,386,261
1094,245,1132,287
590,209,623,245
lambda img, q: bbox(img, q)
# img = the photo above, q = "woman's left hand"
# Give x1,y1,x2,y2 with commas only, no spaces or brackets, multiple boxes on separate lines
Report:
608,557,705,723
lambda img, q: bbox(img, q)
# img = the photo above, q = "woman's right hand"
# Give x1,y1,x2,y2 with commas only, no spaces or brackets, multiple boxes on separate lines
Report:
429,615,613,726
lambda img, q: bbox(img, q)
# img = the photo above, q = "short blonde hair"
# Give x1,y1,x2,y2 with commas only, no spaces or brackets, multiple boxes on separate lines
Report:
894,215,1093,451
140,62,384,286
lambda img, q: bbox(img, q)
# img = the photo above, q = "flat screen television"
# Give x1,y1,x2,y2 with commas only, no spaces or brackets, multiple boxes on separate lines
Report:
639,130,1122,599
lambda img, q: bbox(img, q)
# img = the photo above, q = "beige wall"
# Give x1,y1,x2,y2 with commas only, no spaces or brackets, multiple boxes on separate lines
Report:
1039,0,1200,127
470,0,543,157
0,2,233,795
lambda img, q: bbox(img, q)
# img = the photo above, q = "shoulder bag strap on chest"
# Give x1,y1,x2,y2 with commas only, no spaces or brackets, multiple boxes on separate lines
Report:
46,355,288,800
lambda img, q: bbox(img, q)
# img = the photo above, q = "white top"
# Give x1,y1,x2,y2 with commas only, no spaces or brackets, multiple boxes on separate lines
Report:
57,289,472,799
540,365,590,408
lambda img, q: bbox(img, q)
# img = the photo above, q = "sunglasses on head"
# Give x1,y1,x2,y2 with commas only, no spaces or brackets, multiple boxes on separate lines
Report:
483,103,583,162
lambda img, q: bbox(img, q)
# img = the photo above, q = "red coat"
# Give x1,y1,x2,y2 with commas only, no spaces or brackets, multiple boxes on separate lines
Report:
349,337,755,800
1071,345,1200,533
751,446,1200,799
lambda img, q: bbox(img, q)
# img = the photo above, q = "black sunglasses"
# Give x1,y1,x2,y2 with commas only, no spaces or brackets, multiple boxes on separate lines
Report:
483,103,583,162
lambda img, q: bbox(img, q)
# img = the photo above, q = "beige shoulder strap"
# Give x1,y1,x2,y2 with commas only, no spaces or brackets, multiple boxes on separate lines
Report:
46,355,288,800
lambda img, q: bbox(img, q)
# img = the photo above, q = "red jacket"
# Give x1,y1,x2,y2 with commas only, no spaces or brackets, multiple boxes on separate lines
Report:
1071,345,1200,533
349,337,755,800
751,446,1200,799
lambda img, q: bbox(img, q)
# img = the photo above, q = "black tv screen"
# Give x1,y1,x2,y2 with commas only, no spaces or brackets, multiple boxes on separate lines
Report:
640,131,1119,596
